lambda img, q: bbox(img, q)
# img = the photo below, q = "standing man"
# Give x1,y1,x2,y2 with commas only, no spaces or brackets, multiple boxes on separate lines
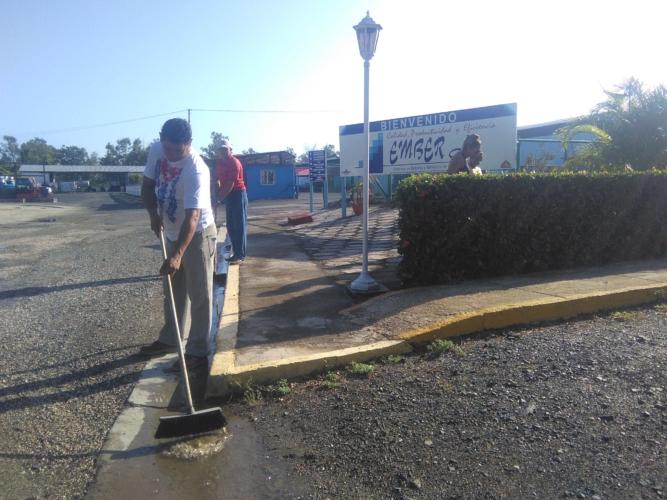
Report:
139,118,217,371
216,139,247,263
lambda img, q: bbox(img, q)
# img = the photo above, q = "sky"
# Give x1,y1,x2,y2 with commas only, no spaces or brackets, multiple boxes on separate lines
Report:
2,0,665,159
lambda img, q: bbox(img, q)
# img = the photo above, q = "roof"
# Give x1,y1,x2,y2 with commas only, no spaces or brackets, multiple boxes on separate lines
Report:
517,118,580,139
201,150,296,169
236,151,295,166
19,164,145,174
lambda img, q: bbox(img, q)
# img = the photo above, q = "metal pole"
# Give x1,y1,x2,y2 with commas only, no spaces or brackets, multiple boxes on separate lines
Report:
362,60,369,275
323,155,329,209
309,180,314,213
341,176,347,217
187,108,191,124
350,59,380,292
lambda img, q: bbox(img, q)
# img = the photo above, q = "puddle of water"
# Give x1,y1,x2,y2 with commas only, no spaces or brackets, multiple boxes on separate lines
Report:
90,414,307,499
162,429,230,460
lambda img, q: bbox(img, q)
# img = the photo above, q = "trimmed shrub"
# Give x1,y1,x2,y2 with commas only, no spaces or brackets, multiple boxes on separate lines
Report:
396,171,667,285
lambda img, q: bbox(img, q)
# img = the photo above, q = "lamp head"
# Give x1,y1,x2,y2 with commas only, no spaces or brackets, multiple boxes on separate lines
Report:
353,11,382,61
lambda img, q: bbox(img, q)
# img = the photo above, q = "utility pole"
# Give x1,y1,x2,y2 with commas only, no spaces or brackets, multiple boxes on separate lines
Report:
187,108,191,124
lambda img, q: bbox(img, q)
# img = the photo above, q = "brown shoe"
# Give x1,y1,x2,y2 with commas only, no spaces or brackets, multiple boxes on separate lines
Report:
139,341,177,357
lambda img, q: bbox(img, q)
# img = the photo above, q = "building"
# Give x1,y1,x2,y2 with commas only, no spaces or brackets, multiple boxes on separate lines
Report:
18,164,143,190
517,119,596,171
234,151,296,201
204,150,296,202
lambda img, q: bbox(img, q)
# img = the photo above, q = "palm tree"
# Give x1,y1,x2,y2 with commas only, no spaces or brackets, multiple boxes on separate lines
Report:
559,78,667,171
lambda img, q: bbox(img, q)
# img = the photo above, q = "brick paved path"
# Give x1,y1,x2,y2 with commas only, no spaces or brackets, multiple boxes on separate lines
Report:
286,205,402,289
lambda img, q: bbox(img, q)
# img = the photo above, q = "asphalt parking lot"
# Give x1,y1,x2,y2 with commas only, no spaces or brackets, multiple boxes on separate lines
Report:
0,193,163,498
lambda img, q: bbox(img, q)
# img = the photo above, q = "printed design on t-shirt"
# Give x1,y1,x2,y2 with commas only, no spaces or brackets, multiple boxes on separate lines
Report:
156,158,182,223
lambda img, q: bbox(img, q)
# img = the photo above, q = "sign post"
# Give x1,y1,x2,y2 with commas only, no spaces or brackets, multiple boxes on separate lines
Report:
309,181,314,213
308,150,326,210
341,176,347,217
323,154,329,209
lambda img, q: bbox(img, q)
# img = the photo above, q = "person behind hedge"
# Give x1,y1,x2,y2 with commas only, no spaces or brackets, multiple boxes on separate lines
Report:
448,134,482,174
468,149,483,176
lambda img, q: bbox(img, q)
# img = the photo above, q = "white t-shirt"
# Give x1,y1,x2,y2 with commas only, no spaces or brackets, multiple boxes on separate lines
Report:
143,142,215,241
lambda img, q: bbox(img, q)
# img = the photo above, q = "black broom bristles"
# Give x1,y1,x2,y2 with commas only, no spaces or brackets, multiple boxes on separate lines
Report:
155,407,227,439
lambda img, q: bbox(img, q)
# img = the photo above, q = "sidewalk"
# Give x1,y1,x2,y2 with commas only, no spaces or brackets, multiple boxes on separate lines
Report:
208,200,667,396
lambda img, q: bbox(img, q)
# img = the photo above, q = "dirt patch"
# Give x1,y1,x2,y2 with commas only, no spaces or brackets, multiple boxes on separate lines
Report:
238,306,666,499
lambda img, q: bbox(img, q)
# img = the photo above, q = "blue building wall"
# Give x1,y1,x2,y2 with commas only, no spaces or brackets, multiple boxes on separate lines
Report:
518,121,596,171
244,164,295,201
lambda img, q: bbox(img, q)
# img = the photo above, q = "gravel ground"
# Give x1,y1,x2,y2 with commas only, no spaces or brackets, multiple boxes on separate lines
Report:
0,194,163,498
241,306,667,499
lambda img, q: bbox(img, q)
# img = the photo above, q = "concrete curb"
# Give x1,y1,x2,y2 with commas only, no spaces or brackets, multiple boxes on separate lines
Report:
208,340,412,396
207,262,239,396
207,278,666,397
398,285,667,344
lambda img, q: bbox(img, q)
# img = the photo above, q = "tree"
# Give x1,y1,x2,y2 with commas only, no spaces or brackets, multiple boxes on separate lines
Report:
297,144,339,164
201,132,229,159
560,78,667,170
20,138,57,164
0,136,20,164
100,137,135,165
87,152,99,166
241,147,257,155
323,144,339,158
125,138,149,166
100,142,120,166
57,145,89,165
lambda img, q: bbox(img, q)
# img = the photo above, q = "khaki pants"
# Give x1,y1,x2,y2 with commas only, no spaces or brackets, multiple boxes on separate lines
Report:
158,224,216,357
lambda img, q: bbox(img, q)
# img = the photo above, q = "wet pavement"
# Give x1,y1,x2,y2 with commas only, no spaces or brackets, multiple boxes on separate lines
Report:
285,203,400,289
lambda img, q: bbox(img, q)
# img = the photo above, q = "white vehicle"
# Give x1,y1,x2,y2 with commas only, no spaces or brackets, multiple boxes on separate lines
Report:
59,181,78,193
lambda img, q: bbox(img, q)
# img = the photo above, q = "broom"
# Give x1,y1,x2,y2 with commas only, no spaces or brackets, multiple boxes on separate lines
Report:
154,229,226,439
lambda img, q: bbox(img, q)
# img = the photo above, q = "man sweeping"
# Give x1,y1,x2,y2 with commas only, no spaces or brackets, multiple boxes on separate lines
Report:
139,118,217,372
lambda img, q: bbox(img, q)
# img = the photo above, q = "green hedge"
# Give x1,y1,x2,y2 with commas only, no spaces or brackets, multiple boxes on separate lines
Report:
396,171,667,285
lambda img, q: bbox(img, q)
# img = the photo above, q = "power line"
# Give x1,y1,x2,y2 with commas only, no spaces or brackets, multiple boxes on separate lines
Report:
190,107,339,114
11,107,340,139
14,110,187,138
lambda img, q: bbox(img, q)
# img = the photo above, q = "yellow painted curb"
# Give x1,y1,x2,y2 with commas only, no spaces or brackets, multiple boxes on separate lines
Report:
208,269,666,397
207,339,412,397
208,264,239,391
399,285,667,344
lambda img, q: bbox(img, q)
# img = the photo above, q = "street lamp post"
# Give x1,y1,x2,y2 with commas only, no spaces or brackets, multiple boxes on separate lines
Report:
351,11,382,293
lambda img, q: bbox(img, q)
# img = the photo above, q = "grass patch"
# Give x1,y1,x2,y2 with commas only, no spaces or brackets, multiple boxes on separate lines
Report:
322,372,341,389
610,310,642,322
348,361,374,377
274,379,291,396
654,303,667,312
437,380,454,393
243,385,263,406
427,339,464,357
382,354,405,364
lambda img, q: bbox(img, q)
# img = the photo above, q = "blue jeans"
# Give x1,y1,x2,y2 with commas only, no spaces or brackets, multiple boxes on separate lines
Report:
225,190,248,259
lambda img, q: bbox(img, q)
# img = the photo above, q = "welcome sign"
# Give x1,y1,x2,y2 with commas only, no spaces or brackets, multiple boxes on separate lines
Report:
339,103,517,176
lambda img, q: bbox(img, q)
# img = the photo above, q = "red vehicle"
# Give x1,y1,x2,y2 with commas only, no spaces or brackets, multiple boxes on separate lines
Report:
15,177,53,202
